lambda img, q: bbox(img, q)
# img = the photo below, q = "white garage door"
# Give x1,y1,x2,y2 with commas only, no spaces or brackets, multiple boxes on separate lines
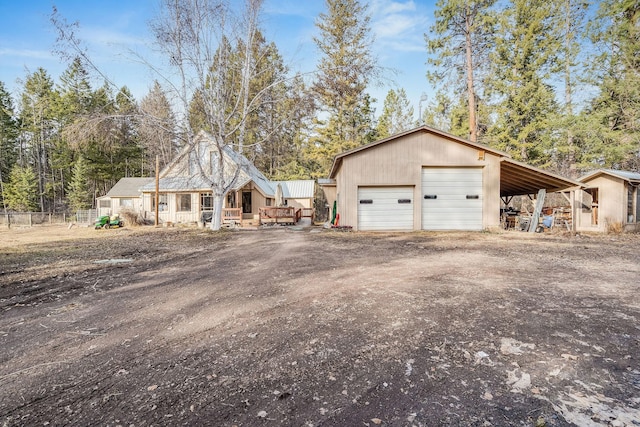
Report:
422,168,483,230
358,187,414,231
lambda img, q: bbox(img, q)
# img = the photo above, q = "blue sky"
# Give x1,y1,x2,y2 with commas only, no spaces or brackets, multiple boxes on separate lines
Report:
0,0,437,116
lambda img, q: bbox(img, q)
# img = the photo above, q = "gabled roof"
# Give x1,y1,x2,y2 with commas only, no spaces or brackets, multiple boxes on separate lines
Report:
104,178,154,198
271,180,315,199
579,169,640,184
329,125,509,179
143,131,275,197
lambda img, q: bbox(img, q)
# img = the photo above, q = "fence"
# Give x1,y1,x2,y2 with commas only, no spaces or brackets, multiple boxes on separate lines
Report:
0,212,69,227
75,209,98,224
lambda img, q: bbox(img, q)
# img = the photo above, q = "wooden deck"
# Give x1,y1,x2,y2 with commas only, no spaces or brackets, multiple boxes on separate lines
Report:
259,207,300,225
202,207,315,227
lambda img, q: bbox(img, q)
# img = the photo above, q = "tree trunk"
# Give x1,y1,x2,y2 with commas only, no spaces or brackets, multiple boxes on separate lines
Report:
465,11,478,142
210,192,224,231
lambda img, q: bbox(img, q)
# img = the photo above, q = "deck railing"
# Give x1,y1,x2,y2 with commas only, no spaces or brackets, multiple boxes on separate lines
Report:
222,208,242,222
259,206,298,224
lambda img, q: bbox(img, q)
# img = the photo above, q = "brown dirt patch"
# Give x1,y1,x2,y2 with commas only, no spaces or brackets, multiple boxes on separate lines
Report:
1,226,639,426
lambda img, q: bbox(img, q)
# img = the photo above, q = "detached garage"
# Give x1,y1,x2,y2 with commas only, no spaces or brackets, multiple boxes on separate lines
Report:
322,126,581,232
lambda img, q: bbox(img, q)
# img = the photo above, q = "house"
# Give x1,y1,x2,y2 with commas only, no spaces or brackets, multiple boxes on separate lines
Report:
136,131,315,226
96,177,153,217
575,169,640,232
321,126,582,231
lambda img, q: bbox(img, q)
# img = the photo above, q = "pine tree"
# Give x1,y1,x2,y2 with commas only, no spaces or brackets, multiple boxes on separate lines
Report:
140,81,177,173
0,81,19,211
485,0,559,165
19,68,57,211
426,0,497,141
67,155,92,211
4,165,38,211
376,88,415,139
310,0,378,176
581,0,640,170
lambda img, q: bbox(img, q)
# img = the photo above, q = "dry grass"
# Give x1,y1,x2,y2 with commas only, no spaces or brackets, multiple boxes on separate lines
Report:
604,217,624,234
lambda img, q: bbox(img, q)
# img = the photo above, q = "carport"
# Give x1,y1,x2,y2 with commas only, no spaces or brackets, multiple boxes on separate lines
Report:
499,158,583,231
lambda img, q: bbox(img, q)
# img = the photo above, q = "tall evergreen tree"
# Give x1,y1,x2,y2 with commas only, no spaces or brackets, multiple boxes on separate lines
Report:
376,88,415,139
4,165,38,211
485,0,559,165
52,58,94,209
581,0,640,170
546,0,590,176
19,68,57,211
426,0,497,142
0,81,19,211
310,0,378,177
139,81,177,174
67,155,92,211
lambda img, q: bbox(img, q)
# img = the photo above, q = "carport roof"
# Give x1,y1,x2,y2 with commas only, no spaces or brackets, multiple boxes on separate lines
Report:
500,158,583,197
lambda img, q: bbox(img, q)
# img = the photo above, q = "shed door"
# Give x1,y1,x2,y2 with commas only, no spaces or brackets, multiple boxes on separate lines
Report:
422,168,483,230
358,187,414,231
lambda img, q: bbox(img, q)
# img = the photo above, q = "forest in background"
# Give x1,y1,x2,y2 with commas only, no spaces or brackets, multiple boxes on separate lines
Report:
0,0,638,213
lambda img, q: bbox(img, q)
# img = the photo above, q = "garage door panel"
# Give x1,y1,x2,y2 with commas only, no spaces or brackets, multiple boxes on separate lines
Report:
358,187,414,231
422,168,483,230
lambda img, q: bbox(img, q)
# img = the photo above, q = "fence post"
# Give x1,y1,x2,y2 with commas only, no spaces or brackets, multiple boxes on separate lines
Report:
29,213,33,227
6,213,9,229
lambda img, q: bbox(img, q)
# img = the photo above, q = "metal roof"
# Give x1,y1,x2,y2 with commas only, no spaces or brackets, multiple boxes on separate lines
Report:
270,180,315,199
579,169,640,183
105,178,154,197
500,158,583,197
329,125,509,179
140,131,276,197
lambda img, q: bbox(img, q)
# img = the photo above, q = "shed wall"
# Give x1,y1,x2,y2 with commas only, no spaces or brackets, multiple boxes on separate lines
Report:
578,175,625,232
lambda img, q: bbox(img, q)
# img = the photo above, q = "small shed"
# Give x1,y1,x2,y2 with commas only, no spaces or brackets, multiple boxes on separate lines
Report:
271,180,315,209
576,169,640,232
97,177,153,217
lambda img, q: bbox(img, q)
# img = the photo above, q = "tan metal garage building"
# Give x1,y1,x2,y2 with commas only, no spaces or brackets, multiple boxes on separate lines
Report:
322,126,581,232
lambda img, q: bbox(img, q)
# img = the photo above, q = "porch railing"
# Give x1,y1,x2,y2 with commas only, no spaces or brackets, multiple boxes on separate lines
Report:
222,208,242,223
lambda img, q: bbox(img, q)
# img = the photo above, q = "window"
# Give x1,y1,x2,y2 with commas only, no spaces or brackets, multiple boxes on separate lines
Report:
120,198,133,208
265,198,272,207
177,194,192,212
201,193,213,211
152,193,168,211
99,199,111,208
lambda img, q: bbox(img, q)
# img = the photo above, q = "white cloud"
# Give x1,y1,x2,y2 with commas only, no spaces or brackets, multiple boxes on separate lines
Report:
371,0,417,15
370,0,429,53
81,27,147,48
0,47,53,60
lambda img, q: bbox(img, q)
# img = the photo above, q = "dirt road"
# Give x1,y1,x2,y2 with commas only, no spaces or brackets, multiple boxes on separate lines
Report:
1,226,639,426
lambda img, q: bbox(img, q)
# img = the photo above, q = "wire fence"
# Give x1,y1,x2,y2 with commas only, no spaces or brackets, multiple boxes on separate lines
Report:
0,210,98,227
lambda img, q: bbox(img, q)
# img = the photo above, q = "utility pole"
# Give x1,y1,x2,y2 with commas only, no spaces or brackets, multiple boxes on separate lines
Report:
155,155,159,227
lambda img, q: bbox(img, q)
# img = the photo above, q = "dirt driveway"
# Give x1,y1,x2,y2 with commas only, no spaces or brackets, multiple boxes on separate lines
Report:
1,226,639,426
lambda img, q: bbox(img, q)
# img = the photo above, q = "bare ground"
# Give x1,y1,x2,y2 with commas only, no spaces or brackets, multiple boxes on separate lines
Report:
0,225,639,426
